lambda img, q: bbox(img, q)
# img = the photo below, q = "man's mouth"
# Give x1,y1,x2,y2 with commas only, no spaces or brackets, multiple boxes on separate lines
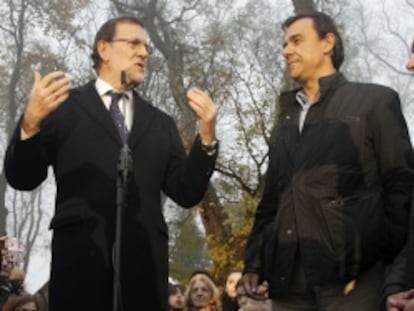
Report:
134,62,145,71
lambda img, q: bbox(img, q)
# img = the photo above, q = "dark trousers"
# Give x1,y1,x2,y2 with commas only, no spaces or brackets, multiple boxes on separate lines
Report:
272,258,384,311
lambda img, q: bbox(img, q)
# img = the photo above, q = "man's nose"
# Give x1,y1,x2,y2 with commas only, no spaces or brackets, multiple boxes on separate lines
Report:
282,43,292,58
406,56,414,71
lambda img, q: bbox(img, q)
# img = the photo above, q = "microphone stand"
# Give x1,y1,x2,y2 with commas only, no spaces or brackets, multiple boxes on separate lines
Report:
112,70,132,311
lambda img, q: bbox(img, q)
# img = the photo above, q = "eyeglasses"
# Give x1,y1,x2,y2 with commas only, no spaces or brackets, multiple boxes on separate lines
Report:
111,38,153,54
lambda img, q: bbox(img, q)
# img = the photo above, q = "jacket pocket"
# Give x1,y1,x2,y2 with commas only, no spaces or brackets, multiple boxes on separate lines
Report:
49,198,89,230
321,191,383,279
49,199,92,271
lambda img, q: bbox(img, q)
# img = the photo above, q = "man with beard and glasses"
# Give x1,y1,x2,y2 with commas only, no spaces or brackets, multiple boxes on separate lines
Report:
4,16,218,311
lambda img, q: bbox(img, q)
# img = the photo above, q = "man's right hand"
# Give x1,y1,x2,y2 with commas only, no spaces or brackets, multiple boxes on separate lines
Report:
243,272,269,301
22,71,71,137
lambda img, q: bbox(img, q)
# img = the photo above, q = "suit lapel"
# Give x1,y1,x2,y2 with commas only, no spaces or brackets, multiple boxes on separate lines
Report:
128,92,157,149
73,81,122,145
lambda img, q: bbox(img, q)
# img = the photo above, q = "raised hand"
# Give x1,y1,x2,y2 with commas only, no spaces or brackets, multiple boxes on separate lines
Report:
186,87,218,144
22,71,71,137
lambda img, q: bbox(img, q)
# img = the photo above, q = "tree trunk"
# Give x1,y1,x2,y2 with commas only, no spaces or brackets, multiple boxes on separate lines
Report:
292,0,316,13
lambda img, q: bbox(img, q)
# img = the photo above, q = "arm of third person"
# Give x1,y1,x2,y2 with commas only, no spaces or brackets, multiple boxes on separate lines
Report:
21,71,71,138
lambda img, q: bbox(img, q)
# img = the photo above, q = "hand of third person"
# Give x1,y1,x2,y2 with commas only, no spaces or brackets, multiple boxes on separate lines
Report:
243,273,269,301
386,289,414,311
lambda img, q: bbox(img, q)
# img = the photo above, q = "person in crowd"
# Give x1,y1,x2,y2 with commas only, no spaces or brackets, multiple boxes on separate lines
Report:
1,294,41,311
184,273,221,311
189,270,217,285
7,268,26,296
221,271,242,311
4,15,218,311
0,267,25,309
242,11,414,311
383,38,414,311
168,283,185,311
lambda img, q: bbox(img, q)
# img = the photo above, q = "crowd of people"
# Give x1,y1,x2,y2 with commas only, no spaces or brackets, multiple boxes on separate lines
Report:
167,270,271,311
0,237,45,311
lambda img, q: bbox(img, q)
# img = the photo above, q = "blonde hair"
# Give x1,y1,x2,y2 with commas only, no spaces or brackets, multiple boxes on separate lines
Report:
184,273,222,311
9,267,25,281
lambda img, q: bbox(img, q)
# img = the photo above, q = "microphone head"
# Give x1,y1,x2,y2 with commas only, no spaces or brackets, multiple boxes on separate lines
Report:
121,70,127,87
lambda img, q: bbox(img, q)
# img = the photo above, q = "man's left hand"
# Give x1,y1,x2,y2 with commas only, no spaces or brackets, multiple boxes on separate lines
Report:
187,87,218,144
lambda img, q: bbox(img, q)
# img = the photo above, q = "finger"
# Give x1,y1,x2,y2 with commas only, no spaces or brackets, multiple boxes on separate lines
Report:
40,71,67,88
36,78,71,110
47,88,70,110
188,100,203,113
188,95,215,112
47,77,71,96
33,71,42,88
256,284,268,296
187,88,207,102
244,274,259,295
242,275,252,293
49,77,72,97
187,87,204,95
406,289,414,298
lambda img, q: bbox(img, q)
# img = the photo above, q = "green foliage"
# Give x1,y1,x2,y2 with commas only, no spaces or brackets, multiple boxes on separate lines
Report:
206,193,261,285
168,208,211,285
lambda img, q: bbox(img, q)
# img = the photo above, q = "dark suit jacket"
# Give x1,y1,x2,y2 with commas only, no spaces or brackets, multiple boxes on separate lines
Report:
383,192,414,304
244,73,414,296
4,81,217,311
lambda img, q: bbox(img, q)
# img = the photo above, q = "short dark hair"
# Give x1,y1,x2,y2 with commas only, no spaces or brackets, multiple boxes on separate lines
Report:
168,283,185,296
90,16,145,72
282,11,344,70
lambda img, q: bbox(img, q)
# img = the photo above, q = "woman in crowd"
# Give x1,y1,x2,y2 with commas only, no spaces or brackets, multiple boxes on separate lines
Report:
168,283,185,311
184,273,221,311
221,271,242,311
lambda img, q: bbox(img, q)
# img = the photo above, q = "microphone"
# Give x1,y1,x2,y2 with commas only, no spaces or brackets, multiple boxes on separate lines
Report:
120,70,128,141
121,70,127,91
118,70,132,180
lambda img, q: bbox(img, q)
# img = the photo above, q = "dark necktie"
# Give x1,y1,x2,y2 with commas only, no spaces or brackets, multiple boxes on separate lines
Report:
109,92,128,144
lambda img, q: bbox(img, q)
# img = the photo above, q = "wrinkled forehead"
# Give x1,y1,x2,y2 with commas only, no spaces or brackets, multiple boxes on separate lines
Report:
114,21,147,36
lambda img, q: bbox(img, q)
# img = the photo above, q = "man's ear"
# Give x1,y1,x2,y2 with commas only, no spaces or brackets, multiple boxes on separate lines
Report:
97,40,110,63
323,33,336,56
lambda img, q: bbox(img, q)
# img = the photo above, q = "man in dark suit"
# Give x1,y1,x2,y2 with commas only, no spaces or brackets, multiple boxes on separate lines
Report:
4,16,218,311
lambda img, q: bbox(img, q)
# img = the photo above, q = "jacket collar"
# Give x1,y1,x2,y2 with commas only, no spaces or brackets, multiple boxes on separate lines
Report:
317,72,347,102
72,80,156,149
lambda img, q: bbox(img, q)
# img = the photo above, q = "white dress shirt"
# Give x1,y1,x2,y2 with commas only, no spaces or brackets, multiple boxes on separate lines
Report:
95,78,134,131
